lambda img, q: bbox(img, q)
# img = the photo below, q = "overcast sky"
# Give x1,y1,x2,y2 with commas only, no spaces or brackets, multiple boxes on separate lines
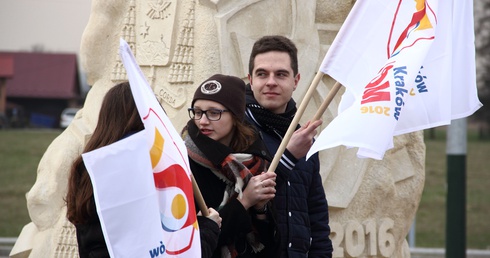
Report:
0,0,92,54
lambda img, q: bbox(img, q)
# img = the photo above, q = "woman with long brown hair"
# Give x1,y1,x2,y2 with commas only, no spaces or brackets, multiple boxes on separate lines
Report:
66,81,221,258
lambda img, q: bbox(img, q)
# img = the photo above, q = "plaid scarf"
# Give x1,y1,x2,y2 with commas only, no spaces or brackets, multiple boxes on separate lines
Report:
183,121,268,207
182,121,269,257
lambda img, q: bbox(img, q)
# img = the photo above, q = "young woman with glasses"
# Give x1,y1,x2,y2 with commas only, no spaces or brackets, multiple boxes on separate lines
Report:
182,74,280,258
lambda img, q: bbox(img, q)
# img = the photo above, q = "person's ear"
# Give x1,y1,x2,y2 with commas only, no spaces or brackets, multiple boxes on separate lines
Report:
248,74,254,90
293,73,300,91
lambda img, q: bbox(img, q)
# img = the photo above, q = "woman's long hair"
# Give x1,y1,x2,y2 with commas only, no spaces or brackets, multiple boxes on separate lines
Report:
66,81,144,224
229,114,257,152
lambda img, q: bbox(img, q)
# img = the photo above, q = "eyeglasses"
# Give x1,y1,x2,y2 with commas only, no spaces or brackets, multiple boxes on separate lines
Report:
188,108,229,121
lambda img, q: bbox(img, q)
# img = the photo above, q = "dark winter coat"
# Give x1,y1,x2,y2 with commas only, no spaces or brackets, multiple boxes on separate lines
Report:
245,87,333,258
186,120,280,258
191,160,279,258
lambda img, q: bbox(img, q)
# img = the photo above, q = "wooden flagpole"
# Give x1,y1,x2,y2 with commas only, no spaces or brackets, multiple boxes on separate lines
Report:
267,71,326,173
311,81,342,121
193,76,341,213
191,174,209,216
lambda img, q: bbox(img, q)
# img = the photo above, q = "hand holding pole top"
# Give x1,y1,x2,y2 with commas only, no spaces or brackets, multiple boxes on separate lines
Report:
267,72,342,173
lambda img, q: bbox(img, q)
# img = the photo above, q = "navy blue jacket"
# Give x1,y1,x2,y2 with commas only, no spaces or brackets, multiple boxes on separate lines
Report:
255,128,332,258
245,89,333,257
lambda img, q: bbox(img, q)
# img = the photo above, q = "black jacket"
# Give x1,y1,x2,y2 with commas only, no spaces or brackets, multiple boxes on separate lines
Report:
75,197,110,258
245,86,333,258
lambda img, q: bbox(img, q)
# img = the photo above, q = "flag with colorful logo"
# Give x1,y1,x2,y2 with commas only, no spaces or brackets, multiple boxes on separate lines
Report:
308,0,482,160
83,131,167,258
82,38,200,257
120,38,200,256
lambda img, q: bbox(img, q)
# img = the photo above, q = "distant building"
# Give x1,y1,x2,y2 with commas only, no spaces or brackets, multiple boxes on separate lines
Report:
0,52,82,128
0,54,14,127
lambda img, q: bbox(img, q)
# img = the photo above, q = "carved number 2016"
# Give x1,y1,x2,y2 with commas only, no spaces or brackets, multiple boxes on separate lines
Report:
330,218,395,257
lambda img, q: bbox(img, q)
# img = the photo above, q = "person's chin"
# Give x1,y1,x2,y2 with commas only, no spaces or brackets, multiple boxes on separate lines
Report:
259,99,275,107
205,134,217,141
261,102,281,112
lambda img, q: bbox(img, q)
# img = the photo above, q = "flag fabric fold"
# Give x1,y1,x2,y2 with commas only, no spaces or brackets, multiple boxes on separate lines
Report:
308,0,482,160
83,131,165,258
82,39,201,257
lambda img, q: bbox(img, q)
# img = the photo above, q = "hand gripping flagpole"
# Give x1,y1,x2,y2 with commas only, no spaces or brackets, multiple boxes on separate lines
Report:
267,72,341,172
191,80,342,214
196,79,341,213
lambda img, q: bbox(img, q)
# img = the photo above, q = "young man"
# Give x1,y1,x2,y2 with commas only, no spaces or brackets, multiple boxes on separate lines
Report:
245,35,333,257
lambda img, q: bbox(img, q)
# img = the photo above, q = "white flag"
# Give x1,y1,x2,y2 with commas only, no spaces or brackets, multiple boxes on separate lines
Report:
83,131,167,258
119,38,201,257
83,39,201,257
308,0,482,160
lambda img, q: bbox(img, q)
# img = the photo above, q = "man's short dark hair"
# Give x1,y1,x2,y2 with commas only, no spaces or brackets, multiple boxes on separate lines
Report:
248,35,299,76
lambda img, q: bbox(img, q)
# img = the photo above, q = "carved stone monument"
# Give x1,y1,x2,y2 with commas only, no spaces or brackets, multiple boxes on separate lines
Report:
11,1,425,257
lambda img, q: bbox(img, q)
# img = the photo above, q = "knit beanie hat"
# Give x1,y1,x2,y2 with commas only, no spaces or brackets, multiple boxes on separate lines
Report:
192,74,246,121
